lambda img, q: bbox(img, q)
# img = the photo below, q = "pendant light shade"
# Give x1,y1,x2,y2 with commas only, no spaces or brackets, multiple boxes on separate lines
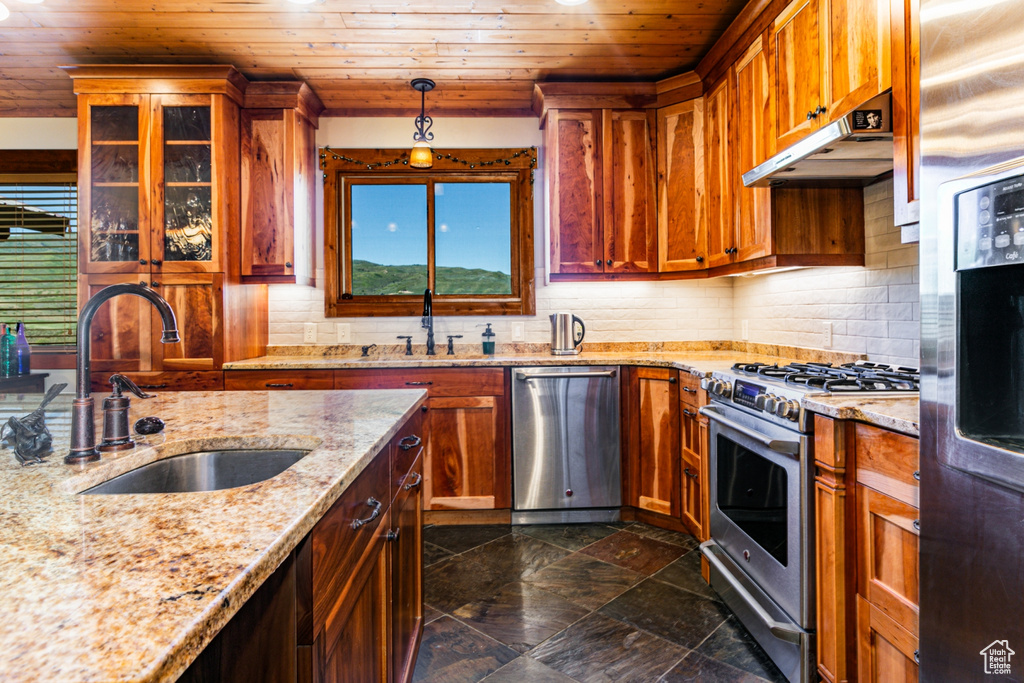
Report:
410,78,435,169
0,3,10,21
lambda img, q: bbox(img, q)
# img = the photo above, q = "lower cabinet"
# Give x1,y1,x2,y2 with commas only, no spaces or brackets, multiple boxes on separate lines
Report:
679,370,705,537
632,367,680,517
814,416,919,683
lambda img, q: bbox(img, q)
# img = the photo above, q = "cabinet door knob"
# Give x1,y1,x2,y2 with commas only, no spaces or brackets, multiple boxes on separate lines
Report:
815,105,827,115
696,256,704,263
669,376,677,384
139,259,147,265
807,110,816,120
285,261,292,268
606,258,612,266
150,282,160,288
595,259,602,266
151,259,162,266
386,528,400,542
139,281,148,287
913,519,920,532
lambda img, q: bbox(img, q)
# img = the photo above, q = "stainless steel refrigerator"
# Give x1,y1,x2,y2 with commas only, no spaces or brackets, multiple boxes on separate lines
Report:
920,1,1024,679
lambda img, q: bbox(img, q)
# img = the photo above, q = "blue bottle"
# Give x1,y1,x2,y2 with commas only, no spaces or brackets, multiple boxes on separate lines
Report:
14,322,30,375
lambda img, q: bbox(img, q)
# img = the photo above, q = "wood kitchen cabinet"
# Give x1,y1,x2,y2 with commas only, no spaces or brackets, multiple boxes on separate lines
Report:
678,371,706,538
704,77,734,270
891,0,920,229
241,82,324,286
546,108,658,276
732,35,773,265
814,415,919,683
632,367,681,518
67,66,268,384
334,368,510,512
656,99,706,272
770,0,890,150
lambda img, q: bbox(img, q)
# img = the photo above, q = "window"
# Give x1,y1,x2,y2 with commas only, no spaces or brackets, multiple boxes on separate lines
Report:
323,147,536,317
0,151,78,348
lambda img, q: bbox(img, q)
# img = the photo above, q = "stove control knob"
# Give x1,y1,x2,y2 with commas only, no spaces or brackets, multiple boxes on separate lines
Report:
763,394,779,414
716,380,732,398
775,399,800,421
754,393,768,410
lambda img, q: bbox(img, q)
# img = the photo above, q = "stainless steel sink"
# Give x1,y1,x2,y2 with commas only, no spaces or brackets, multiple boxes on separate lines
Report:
81,449,311,495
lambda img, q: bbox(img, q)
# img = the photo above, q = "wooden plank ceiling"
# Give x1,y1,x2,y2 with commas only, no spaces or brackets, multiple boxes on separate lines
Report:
0,0,749,117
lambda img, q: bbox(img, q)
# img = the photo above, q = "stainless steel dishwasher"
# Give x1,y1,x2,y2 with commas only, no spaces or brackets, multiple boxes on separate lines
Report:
511,366,621,524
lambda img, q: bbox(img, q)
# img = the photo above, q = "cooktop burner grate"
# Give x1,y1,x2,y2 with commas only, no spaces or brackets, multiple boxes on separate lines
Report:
729,360,920,392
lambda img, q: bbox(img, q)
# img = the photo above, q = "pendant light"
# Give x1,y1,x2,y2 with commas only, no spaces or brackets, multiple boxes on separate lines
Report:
409,78,435,169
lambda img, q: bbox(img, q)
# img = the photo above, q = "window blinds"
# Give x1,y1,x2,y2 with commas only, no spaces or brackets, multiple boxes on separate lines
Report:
0,179,78,346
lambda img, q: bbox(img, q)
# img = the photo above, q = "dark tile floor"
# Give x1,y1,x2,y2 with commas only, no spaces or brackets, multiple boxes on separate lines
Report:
413,523,788,683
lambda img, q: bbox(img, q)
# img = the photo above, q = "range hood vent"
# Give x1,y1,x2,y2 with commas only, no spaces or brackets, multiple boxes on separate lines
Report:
742,92,893,188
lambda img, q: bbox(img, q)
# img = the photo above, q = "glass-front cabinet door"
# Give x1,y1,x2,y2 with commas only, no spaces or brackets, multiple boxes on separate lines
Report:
80,94,150,273
151,94,222,273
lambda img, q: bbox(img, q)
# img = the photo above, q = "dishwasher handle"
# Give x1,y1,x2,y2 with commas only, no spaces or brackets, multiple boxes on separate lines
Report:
699,406,800,455
515,370,617,381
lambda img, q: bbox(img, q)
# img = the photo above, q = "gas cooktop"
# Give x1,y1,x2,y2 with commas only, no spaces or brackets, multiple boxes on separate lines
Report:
702,360,920,431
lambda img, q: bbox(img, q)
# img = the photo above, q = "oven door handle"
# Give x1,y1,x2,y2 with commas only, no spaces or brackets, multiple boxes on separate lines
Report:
698,406,800,455
700,541,805,645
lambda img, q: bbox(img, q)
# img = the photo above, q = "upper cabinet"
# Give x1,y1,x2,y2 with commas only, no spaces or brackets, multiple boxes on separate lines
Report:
704,77,734,269
656,99,706,272
545,108,658,277
771,0,891,150
241,82,324,286
891,0,920,230
71,68,246,276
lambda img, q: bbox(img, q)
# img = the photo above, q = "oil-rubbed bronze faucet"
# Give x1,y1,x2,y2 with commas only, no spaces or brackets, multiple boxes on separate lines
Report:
66,284,179,465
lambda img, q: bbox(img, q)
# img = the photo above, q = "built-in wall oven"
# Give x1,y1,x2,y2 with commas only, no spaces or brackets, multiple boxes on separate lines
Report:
700,361,919,683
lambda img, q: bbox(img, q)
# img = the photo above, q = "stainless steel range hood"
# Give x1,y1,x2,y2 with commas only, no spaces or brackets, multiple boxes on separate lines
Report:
742,92,893,188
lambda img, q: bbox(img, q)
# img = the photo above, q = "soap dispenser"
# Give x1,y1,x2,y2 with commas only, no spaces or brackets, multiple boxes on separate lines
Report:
99,374,155,453
481,323,496,355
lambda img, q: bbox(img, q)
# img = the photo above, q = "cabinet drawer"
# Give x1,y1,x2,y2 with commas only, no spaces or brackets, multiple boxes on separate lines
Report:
90,371,224,393
392,409,425,501
855,423,920,506
335,367,505,396
858,484,919,637
224,370,335,391
678,372,701,407
311,448,390,636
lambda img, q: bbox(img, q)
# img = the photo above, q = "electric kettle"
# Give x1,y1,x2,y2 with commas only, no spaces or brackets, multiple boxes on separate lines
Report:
550,312,585,355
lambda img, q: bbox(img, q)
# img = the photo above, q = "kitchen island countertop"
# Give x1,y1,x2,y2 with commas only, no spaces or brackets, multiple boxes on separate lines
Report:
0,388,426,682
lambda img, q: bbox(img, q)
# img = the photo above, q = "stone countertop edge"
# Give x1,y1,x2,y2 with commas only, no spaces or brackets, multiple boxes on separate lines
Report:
802,395,920,437
0,388,427,683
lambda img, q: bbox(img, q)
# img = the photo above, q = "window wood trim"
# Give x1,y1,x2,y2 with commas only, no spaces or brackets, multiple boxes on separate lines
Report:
322,147,536,317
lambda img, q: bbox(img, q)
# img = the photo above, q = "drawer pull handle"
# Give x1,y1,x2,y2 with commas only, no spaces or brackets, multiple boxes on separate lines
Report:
403,471,423,490
913,519,920,532
265,383,294,388
139,384,167,389
399,435,422,451
351,497,383,529
683,408,696,417
387,527,400,542
684,467,699,480
914,649,919,664
682,387,697,393
913,470,920,481
405,381,433,386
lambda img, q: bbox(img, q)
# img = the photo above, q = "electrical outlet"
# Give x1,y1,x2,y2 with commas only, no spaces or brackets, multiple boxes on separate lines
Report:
303,323,317,344
741,319,749,340
510,322,525,341
337,323,351,343
822,321,833,348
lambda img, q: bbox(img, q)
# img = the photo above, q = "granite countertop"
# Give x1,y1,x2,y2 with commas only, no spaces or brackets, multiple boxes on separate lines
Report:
802,394,920,437
0,388,426,682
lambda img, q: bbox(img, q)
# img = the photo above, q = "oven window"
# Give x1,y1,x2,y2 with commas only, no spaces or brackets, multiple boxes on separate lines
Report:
716,435,788,566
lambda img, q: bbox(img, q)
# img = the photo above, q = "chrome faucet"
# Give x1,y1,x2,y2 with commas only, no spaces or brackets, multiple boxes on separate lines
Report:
66,284,179,464
421,288,436,356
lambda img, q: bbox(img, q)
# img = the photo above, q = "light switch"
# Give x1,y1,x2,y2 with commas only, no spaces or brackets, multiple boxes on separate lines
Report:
303,323,317,344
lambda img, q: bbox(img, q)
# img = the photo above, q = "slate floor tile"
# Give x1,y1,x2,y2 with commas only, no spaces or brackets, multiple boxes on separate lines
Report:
412,616,519,683
424,605,444,624
524,553,644,611
660,652,770,683
651,549,720,601
453,581,590,653
423,525,512,554
599,578,731,650
481,655,580,682
580,530,688,575
626,523,700,551
423,554,513,613
529,612,687,683
695,617,789,682
460,533,570,582
424,541,454,567
515,523,620,551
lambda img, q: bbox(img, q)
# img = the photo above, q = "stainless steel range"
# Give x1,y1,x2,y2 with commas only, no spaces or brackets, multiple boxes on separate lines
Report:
699,361,919,683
